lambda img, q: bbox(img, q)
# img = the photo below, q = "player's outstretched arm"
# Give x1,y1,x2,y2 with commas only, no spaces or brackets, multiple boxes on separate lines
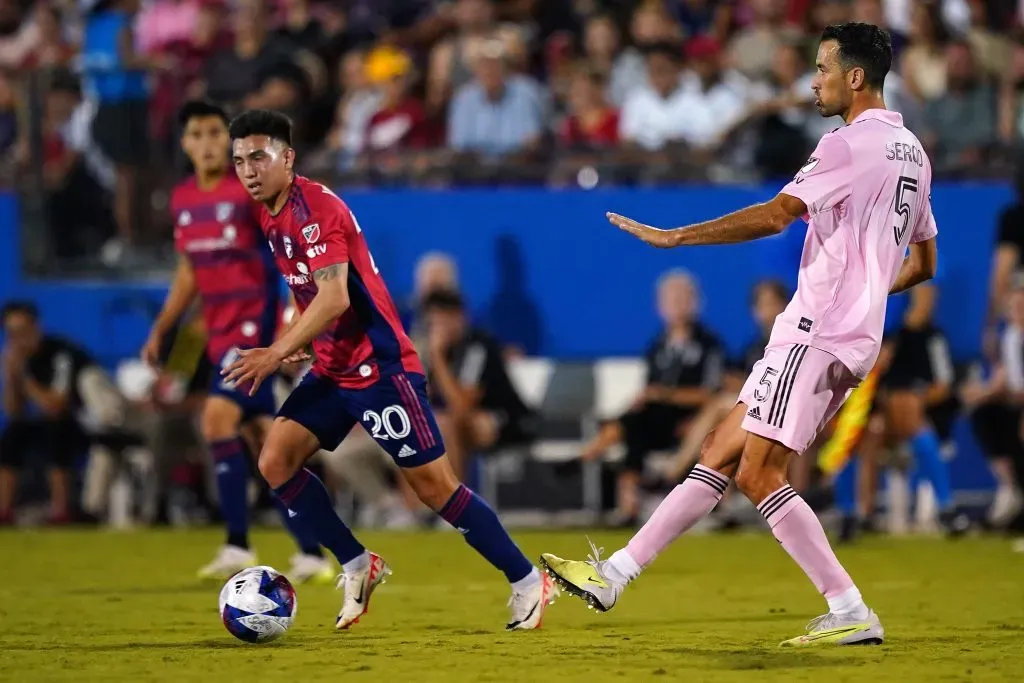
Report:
142,258,198,366
269,263,351,362
607,193,805,248
889,237,938,295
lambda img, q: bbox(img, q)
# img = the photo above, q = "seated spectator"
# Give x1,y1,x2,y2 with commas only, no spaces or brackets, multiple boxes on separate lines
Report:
423,290,537,482
728,0,802,82
447,38,544,162
922,41,996,175
673,0,732,41
560,66,620,151
899,1,951,102
275,0,324,51
580,13,645,108
618,42,686,152
997,40,1024,146
202,0,295,109
0,302,107,524
964,0,1010,81
19,3,75,69
676,37,750,157
667,279,788,482
362,46,433,170
406,252,461,361
427,0,504,114
136,0,200,57
324,48,382,170
580,270,724,526
0,70,15,159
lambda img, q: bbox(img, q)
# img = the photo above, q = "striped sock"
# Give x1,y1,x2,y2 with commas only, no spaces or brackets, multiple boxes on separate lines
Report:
623,464,730,570
759,485,857,602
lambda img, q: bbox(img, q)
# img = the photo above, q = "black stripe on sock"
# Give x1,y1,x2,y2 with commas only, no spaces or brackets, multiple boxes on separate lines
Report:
773,345,809,428
756,485,795,515
761,488,800,521
687,468,728,495
767,346,800,425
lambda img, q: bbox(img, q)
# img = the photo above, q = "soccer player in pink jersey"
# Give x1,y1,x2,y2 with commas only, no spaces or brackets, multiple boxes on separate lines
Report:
541,23,937,647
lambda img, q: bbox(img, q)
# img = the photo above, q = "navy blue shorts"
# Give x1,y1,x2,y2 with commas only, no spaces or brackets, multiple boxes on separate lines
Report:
209,348,277,421
278,371,445,468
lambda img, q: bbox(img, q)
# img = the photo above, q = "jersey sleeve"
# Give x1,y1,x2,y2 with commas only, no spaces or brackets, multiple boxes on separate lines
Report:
910,199,938,243
780,134,852,219
305,192,352,273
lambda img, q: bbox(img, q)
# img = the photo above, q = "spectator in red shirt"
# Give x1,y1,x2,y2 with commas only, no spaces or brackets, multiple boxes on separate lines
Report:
362,45,434,173
560,66,620,150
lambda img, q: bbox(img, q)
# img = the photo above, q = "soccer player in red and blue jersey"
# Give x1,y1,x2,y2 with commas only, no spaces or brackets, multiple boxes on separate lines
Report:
224,109,556,631
141,101,331,583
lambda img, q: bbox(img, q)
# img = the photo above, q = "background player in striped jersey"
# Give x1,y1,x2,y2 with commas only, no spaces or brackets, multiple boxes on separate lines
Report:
141,101,331,583
224,109,556,631
542,23,939,646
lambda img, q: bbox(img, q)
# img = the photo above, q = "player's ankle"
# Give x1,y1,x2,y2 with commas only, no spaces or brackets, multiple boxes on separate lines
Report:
510,566,541,592
606,549,641,585
341,550,370,574
826,586,868,619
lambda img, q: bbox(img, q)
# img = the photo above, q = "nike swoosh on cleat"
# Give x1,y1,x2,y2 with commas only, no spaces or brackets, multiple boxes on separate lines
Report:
507,601,539,629
798,626,866,643
354,581,365,604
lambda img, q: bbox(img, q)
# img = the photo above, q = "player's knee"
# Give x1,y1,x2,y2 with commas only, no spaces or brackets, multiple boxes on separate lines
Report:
200,398,242,443
257,449,296,490
404,458,461,510
734,460,785,505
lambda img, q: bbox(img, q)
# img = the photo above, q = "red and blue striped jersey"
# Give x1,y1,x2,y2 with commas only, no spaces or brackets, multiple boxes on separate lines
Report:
259,176,423,388
171,175,280,363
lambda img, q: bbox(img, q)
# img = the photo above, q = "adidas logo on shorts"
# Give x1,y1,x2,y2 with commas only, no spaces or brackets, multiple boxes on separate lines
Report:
397,444,418,458
747,406,762,421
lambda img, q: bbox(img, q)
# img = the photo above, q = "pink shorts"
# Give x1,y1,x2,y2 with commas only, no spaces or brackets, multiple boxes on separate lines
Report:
738,343,861,454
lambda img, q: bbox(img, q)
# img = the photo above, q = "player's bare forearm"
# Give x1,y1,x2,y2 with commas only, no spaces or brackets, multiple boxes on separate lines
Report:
269,264,350,360
2,379,24,417
22,377,68,418
890,239,938,295
609,195,802,248
153,258,198,336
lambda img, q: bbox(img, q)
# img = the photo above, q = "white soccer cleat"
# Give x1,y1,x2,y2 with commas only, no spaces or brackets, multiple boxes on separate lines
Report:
288,553,335,585
506,571,559,631
335,552,391,630
197,545,257,580
988,486,1022,527
779,610,885,647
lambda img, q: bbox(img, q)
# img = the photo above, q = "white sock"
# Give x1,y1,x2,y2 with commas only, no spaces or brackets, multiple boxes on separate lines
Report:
605,549,642,585
511,566,541,592
826,585,869,620
342,551,370,574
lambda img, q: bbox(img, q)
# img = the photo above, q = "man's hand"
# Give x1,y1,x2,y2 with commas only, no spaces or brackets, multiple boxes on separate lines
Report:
140,331,162,367
222,347,285,396
960,378,987,409
428,324,454,361
2,346,24,382
282,349,312,364
607,212,677,248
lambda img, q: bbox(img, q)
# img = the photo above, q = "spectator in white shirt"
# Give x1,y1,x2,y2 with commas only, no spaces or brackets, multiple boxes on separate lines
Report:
675,37,749,154
618,42,686,152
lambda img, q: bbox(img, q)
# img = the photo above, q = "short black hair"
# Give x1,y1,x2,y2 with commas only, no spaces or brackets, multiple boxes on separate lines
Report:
820,22,892,90
2,300,38,322
420,290,465,313
177,99,229,129
642,41,682,63
228,109,294,147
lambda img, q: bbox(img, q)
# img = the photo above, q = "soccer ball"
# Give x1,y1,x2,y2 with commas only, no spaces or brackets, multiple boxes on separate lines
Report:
218,566,297,643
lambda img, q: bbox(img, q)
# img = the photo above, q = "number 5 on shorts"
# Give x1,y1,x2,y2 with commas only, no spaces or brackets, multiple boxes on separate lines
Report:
754,367,779,402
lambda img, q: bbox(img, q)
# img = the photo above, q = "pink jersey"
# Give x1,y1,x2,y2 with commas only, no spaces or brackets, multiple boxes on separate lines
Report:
772,109,937,379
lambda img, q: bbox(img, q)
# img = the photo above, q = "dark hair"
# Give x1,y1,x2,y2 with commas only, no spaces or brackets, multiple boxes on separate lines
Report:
178,99,229,129
2,300,38,322
752,280,790,306
642,41,682,63
420,289,465,313
820,22,892,90
228,109,294,146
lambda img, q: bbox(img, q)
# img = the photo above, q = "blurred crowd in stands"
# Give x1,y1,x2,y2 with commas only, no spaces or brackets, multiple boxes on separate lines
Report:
0,0,1021,266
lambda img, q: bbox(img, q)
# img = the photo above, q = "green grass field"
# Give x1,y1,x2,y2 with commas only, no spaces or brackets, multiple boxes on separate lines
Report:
1,529,1022,682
